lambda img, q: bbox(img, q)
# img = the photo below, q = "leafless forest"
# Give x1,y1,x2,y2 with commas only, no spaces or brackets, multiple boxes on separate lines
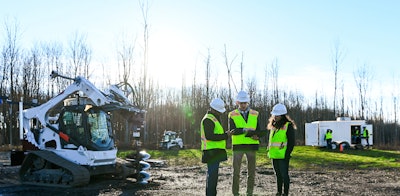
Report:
1,8,399,151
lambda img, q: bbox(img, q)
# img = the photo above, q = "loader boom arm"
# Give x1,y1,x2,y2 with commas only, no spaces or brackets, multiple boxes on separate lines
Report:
21,72,143,149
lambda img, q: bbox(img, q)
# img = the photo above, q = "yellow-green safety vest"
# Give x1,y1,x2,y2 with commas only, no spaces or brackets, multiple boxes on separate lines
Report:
363,129,369,137
200,113,226,150
268,122,289,159
229,109,259,145
325,132,332,139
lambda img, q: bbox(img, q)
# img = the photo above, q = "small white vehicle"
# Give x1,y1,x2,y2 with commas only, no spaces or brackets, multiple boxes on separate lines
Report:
160,131,184,150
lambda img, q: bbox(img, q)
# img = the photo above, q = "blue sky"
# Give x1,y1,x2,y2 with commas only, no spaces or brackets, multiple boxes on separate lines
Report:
1,0,400,116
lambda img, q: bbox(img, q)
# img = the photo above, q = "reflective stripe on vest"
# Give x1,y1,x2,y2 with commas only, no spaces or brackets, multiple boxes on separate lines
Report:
269,142,288,147
229,109,259,145
268,122,289,159
200,113,226,150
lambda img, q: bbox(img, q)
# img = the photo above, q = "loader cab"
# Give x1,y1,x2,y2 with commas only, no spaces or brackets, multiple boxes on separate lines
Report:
59,104,115,151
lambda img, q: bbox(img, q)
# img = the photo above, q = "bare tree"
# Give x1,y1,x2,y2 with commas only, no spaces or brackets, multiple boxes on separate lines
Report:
339,81,346,116
331,40,345,117
1,18,21,145
116,34,136,99
137,0,157,144
391,76,400,125
21,45,43,100
246,77,257,106
68,31,92,78
270,58,279,104
391,76,400,145
115,34,137,146
263,63,271,114
1,19,21,96
137,0,150,109
222,44,238,106
205,49,211,104
240,52,244,91
42,41,64,98
353,63,372,120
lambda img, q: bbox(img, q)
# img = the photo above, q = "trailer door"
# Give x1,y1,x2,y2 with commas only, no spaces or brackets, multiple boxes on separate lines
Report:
305,123,319,146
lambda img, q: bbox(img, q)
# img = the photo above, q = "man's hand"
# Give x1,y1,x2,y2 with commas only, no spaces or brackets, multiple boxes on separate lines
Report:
226,130,233,137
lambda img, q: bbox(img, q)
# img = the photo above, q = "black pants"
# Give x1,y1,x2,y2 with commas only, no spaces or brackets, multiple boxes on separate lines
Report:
272,158,290,195
326,139,332,149
365,137,370,147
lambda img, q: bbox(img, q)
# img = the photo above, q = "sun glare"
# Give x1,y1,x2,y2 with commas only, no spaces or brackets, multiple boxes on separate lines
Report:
148,29,198,88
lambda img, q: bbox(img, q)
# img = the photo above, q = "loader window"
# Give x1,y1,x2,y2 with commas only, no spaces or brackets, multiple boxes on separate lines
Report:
62,111,75,135
164,134,175,142
88,110,112,148
163,134,170,142
62,111,84,142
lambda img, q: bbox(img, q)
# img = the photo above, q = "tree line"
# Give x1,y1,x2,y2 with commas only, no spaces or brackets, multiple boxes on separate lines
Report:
1,17,399,151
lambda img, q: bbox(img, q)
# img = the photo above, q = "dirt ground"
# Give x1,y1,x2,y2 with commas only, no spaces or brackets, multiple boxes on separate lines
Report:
1,164,400,196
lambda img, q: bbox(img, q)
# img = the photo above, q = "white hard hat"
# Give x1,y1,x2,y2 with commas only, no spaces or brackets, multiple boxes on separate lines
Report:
236,90,250,102
210,98,226,113
271,103,287,116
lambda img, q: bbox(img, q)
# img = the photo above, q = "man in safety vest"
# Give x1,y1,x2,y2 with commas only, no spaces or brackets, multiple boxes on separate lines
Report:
352,127,361,144
267,103,296,196
229,90,262,196
201,98,230,196
362,127,370,149
324,129,333,149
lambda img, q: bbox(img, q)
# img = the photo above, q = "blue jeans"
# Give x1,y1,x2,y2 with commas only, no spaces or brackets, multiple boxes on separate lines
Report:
206,161,220,196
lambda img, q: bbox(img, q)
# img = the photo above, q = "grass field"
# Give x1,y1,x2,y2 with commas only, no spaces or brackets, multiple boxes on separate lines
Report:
118,146,400,170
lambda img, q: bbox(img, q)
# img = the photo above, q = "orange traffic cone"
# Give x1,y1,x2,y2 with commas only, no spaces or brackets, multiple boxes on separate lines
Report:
339,144,343,152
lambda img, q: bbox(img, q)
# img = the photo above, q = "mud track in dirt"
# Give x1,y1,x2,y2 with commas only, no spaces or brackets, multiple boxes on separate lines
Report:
1,165,399,195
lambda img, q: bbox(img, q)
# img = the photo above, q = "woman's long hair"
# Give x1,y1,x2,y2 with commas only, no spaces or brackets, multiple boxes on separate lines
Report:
267,115,297,130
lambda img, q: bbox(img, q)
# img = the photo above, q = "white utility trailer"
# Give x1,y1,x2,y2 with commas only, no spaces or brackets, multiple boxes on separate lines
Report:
305,117,373,149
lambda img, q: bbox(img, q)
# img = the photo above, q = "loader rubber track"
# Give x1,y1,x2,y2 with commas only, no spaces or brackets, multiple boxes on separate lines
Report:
19,151,90,187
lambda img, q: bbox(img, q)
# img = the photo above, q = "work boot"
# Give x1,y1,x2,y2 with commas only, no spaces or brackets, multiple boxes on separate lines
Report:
275,193,282,196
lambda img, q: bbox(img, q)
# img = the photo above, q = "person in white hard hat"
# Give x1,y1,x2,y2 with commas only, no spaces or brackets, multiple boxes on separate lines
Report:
201,98,230,196
267,103,296,196
228,90,262,196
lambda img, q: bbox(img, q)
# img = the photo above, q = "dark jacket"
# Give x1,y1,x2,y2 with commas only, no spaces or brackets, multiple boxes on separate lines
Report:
285,123,295,159
201,110,228,164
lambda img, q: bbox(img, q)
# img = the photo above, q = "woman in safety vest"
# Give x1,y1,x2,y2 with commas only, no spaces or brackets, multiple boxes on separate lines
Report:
201,98,230,196
267,103,296,196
